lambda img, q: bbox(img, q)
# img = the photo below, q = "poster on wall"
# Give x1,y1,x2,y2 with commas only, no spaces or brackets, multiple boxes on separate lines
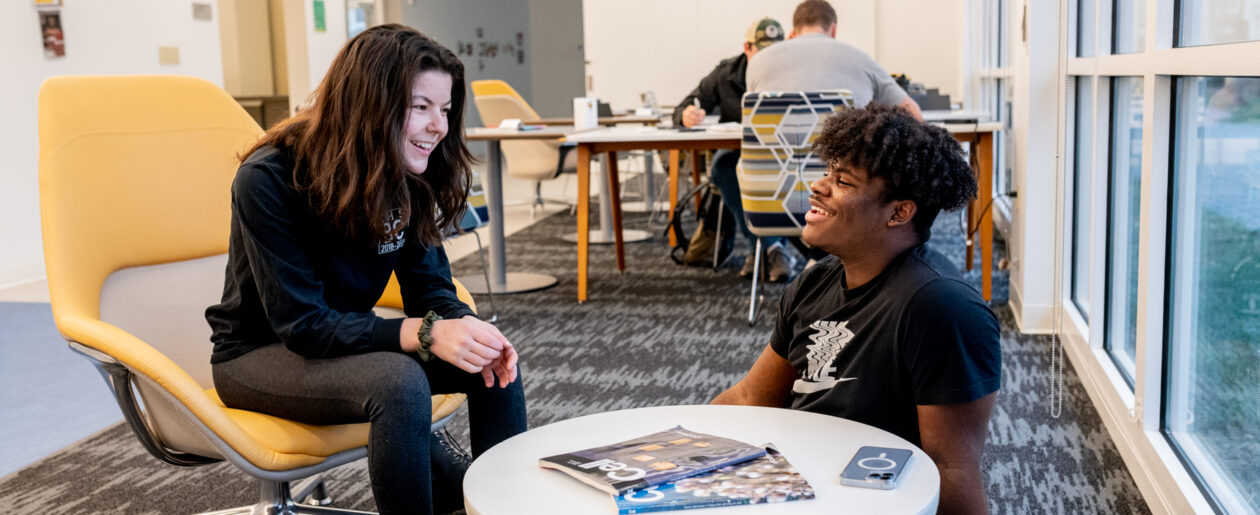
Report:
40,11,65,59
456,29,527,73
313,0,326,32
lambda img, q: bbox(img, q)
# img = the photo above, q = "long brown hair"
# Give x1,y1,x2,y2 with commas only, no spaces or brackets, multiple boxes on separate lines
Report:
244,24,472,246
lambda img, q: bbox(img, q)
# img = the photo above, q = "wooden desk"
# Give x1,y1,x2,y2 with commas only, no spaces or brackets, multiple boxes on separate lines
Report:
563,127,742,303
939,122,1001,302
462,127,577,294
463,405,940,515
558,122,999,304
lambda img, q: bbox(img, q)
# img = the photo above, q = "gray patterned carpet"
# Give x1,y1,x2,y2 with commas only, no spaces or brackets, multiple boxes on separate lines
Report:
0,208,1149,514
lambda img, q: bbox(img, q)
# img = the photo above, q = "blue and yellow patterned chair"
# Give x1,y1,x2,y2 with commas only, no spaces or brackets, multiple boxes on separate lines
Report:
736,90,853,325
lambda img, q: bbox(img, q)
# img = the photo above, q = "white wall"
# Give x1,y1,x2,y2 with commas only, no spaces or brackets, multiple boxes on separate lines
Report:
582,0,965,111
270,0,350,110
874,0,967,101
218,0,276,97
583,0,827,110
0,1,224,287
1007,0,1057,332
306,0,349,95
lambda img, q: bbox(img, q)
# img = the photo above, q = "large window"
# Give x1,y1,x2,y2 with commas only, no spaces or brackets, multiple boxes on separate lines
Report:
1113,0,1147,53
1072,77,1094,318
1062,0,1260,511
1078,0,1097,56
1105,76,1143,385
973,0,1012,217
1177,0,1260,47
1166,76,1260,514
995,78,1013,200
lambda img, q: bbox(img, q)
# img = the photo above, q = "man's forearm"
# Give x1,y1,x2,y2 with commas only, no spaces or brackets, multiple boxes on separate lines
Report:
937,465,987,515
710,385,747,405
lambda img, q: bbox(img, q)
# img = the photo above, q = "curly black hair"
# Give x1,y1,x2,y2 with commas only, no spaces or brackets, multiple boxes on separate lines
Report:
812,104,977,243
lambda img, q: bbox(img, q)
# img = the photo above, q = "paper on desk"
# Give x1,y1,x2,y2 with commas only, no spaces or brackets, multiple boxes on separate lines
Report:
707,122,742,133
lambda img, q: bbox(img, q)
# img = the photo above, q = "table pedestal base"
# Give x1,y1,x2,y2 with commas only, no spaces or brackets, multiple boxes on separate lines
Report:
456,272,558,295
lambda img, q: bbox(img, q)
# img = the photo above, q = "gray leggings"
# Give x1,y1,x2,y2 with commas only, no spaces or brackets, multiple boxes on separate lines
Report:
212,344,527,514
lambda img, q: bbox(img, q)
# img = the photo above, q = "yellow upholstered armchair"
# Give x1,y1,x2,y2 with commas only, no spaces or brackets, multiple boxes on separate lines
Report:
38,75,466,514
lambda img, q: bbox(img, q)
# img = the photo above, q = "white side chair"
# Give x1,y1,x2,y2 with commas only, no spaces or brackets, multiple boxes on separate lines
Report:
470,80,576,218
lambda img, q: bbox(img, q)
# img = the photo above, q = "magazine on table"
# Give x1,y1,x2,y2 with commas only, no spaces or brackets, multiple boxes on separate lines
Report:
614,446,815,514
538,426,766,496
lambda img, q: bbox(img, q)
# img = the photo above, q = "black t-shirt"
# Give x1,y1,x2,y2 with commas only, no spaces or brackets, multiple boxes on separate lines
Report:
769,245,1001,447
206,145,475,364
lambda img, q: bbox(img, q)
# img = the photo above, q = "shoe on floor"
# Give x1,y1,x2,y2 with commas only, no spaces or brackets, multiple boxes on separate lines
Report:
431,430,472,514
767,245,797,282
739,251,758,278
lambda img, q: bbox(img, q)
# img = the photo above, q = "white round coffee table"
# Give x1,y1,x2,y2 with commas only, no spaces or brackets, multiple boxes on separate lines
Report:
463,405,939,514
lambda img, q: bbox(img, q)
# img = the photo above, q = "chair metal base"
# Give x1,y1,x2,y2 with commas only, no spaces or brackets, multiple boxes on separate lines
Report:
199,477,375,515
748,238,764,326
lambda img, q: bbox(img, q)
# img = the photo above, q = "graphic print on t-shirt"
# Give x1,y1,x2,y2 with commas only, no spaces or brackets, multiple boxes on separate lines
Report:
379,209,406,254
792,320,857,394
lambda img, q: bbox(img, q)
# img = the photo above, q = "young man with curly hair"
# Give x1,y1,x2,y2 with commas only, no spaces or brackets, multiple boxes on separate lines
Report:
713,105,1001,515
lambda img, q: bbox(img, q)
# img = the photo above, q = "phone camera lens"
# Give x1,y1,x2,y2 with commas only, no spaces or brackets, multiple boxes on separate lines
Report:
881,473,894,479
868,472,881,478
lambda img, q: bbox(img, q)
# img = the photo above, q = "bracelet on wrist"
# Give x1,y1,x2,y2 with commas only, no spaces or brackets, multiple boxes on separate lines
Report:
415,310,444,362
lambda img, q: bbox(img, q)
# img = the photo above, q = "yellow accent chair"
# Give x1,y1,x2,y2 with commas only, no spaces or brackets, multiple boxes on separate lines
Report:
38,75,466,514
737,90,853,325
470,79,576,217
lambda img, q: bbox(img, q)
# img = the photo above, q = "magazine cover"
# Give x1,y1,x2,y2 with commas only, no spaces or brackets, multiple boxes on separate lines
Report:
539,426,766,496
614,446,815,514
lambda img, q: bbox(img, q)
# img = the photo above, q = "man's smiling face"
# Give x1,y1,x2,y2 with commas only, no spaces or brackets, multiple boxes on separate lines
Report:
802,160,899,256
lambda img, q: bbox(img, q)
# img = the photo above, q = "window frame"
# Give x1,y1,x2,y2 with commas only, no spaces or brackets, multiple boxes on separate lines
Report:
1161,74,1260,515
1104,75,1142,388
1054,0,1260,512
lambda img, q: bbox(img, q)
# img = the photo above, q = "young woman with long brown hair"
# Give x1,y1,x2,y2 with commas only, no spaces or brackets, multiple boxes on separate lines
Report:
206,25,526,514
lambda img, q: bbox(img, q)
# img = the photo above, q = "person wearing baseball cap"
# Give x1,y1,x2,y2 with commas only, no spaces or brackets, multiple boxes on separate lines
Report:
671,17,784,129
670,18,791,277
746,17,785,51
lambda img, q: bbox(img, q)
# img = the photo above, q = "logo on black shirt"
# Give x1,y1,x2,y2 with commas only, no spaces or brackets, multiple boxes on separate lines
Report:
379,209,405,254
793,320,857,394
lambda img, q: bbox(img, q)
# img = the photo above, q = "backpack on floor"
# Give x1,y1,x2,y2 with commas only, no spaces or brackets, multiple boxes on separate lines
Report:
666,180,735,268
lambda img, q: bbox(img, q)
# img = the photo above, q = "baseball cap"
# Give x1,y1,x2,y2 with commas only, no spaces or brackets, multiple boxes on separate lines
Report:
745,18,784,50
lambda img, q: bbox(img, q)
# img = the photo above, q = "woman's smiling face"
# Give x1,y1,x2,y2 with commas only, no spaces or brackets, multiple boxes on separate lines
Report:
401,70,453,175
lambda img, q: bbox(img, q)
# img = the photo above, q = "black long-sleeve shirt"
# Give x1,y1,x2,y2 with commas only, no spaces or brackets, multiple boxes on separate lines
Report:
207,145,475,364
671,53,748,127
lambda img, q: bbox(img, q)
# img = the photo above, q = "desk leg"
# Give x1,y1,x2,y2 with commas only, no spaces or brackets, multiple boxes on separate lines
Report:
644,151,656,214
668,149,680,247
691,149,704,212
577,145,591,303
607,151,626,272
977,133,994,301
598,153,615,240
